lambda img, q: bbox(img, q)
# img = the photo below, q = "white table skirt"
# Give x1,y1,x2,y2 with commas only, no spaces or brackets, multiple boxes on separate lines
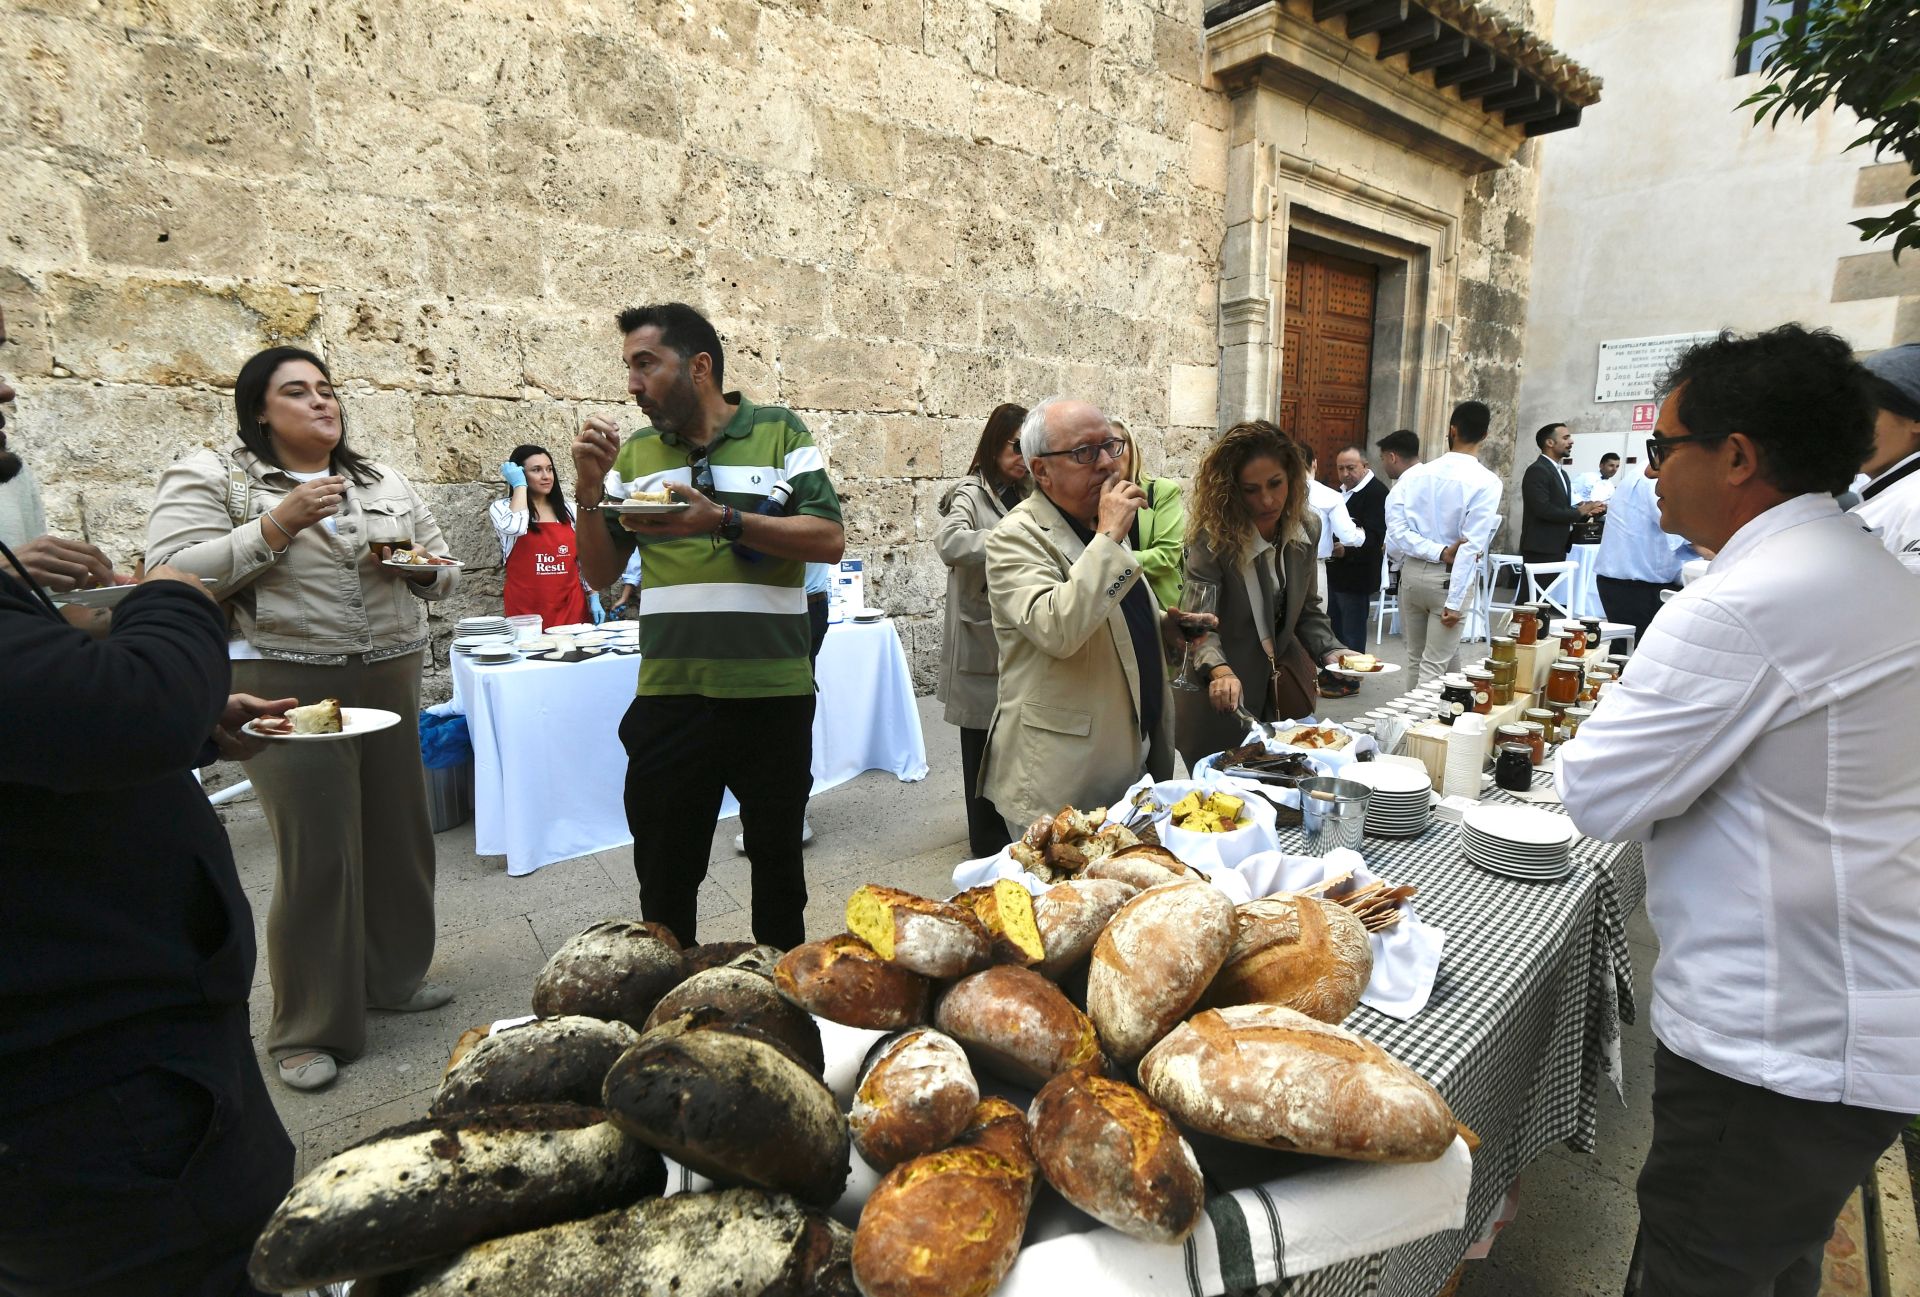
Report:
1566,543,1603,617
450,618,929,876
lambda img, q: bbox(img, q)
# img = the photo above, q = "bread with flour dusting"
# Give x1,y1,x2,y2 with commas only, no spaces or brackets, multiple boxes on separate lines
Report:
845,885,992,979
934,964,1103,1088
1085,881,1235,1065
849,1028,979,1171
1030,877,1138,979
1027,1068,1203,1244
430,1017,640,1116
1203,894,1373,1023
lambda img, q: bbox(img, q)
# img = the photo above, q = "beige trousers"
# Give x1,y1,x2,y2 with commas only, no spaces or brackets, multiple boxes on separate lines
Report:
233,653,437,1061
1398,557,1465,688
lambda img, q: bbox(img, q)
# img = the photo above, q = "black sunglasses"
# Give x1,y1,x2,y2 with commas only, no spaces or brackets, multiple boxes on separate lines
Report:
1645,433,1728,470
1034,437,1128,466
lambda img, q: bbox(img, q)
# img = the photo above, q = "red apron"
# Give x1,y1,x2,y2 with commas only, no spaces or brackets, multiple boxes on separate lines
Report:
504,519,588,627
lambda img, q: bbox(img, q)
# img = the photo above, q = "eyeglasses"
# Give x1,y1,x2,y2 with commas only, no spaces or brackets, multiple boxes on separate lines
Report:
1644,433,1728,470
1034,437,1128,466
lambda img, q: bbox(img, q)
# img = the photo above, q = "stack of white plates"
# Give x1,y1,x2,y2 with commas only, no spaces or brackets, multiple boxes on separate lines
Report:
1342,761,1434,836
1462,803,1576,880
452,632,516,657
470,643,521,664
457,616,512,638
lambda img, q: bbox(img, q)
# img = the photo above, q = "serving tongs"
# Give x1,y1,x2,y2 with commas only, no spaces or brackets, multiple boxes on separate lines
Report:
1234,705,1278,743
1122,786,1167,836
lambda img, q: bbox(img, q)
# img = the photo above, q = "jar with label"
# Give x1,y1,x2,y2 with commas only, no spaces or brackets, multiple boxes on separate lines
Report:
1490,636,1518,664
1562,623,1588,657
1438,674,1473,724
1463,667,1495,714
1562,706,1594,739
1495,743,1535,793
1582,665,1615,703
1496,722,1531,753
1547,659,1584,705
1581,618,1604,649
1518,720,1547,765
1511,606,1539,645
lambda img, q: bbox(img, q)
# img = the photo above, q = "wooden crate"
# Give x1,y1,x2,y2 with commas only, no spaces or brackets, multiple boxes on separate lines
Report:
1511,636,1563,695
1402,696,1534,786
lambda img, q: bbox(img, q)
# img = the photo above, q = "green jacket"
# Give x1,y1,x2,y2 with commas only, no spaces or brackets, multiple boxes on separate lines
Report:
1136,477,1186,611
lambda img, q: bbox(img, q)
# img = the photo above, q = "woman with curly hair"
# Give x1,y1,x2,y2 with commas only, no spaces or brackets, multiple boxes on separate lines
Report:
1175,421,1352,768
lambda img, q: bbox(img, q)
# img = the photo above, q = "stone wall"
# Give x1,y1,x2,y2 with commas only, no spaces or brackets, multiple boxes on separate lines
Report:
1,0,1231,696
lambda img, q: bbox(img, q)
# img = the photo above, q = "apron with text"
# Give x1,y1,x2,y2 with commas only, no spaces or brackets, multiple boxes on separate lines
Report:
504,519,588,627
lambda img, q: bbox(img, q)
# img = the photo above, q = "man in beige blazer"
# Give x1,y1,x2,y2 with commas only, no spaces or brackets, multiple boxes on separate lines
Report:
978,398,1178,833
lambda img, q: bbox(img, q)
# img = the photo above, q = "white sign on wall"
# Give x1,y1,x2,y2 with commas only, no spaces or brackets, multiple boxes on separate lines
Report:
1595,331,1721,403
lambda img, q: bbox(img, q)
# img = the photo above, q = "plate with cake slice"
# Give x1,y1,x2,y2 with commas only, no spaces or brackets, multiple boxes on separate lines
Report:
243,699,403,742
1325,652,1402,678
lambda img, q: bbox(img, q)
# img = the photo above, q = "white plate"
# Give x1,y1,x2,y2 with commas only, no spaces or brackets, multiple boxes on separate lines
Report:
609,499,690,515
545,623,598,636
1463,803,1577,848
1326,660,1404,679
50,584,138,609
1340,763,1432,795
243,706,403,743
850,609,886,622
381,557,464,572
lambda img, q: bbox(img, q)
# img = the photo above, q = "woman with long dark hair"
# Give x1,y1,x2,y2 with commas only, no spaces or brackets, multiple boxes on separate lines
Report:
1174,422,1348,768
934,402,1029,857
490,443,599,627
146,346,457,1092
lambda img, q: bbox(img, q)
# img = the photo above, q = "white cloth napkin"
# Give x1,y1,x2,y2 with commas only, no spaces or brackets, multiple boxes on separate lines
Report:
1101,774,1279,878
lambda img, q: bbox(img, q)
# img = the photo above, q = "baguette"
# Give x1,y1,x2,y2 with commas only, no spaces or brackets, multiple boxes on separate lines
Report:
643,967,826,1077
1031,878,1138,978
531,920,688,1030
953,879,1046,966
1085,881,1235,1065
1203,894,1373,1023
849,1029,980,1172
845,885,992,978
852,1098,1038,1297
248,1104,663,1292
1138,1004,1457,1163
397,1187,851,1297
430,1017,640,1116
1083,844,1193,891
774,934,931,1030
601,1022,851,1205
1027,1068,1204,1244
934,964,1103,1088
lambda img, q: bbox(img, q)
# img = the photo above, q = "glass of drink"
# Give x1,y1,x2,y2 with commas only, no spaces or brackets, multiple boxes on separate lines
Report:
367,515,411,562
1172,578,1220,693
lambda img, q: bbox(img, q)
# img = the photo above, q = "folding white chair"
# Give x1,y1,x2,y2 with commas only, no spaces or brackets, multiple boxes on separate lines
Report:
1371,552,1401,641
1525,561,1577,623
1478,552,1526,643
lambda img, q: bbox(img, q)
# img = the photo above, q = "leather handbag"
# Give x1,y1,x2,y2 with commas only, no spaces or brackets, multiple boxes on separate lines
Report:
1267,635,1320,723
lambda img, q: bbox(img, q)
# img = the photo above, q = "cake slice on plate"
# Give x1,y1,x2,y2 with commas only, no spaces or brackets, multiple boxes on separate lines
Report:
288,699,343,734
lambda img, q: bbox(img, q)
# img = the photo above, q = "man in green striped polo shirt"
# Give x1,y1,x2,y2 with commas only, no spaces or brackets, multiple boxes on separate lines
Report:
573,302,845,948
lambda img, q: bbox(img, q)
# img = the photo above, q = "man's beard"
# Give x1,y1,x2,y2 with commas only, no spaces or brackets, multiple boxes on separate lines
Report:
647,367,702,436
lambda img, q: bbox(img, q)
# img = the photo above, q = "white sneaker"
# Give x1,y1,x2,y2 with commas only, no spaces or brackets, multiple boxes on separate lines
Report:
733,818,815,854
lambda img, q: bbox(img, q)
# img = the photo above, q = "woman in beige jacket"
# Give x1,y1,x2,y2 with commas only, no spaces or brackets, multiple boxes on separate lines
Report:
146,346,458,1092
934,403,1028,858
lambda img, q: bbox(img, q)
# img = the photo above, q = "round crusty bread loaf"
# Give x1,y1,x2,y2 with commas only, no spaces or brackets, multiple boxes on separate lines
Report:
1031,878,1138,979
845,884,992,978
1027,1068,1203,1244
430,1017,641,1116
642,967,826,1076
601,1023,851,1205
682,940,762,976
396,1187,851,1297
248,1104,664,1292
532,920,688,1030
1203,894,1373,1023
934,964,1103,1088
1085,881,1235,1065
849,1028,980,1172
1138,1003,1457,1163
1083,844,1192,891
774,934,930,1030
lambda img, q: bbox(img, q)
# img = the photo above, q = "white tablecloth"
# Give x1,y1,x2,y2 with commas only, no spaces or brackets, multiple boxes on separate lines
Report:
450,618,928,875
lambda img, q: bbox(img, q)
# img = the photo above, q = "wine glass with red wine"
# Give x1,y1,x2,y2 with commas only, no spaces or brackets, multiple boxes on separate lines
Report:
1171,578,1220,692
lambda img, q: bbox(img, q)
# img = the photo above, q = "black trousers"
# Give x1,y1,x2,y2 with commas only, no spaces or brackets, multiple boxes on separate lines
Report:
0,1008,294,1297
621,692,815,948
1635,1043,1912,1297
958,725,1012,860
1596,575,1670,651
1326,589,1372,654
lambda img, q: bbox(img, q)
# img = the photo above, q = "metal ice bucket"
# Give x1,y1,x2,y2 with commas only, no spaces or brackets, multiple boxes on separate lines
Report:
1298,776,1372,857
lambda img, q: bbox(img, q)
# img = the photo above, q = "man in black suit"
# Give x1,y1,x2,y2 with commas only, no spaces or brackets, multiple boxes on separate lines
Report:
1520,422,1603,566
1327,445,1388,651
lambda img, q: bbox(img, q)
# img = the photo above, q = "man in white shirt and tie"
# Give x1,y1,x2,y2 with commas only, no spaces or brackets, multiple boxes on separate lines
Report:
1562,325,1920,1297
1382,401,1503,686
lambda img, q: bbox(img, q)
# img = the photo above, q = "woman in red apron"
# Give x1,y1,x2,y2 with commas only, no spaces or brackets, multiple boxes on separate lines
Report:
488,443,599,627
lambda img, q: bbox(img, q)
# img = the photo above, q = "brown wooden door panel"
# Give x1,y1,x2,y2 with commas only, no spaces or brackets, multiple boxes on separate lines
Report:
1279,247,1378,484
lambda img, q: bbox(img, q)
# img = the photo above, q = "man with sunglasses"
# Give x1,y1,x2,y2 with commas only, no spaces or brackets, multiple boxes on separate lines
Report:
975,397,1177,835
1561,325,1920,1297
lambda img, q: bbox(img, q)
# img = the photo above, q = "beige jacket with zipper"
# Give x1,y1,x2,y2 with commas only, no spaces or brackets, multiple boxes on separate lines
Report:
146,446,456,663
933,474,1024,730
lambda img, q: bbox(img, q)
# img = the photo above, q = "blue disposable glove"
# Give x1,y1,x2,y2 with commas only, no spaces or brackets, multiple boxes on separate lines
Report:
500,461,527,489
589,592,607,625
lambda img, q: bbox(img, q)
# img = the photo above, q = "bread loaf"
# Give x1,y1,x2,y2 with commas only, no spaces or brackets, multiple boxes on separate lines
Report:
954,878,1046,966
1138,1004,1457,1163
849,1029,979,1172
845,885,992,978
852,1098,1038,1297
1027,1069,1204,1243
774,934,931,1030
601,1023,850,1204
1203,895,1373,1023
531,920,688,1030
1086,881,1235,1065
643,967,826,1076
1084,844,1193,891
934,964,1103,1088
248,1104,664,1292
444,1024,490,1076
1031,878,1138,978
430,1017,640,1116
397,1187,851,1297
683,940,762,975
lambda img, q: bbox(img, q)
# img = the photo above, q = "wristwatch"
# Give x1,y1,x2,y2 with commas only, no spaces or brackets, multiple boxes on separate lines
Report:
716,505,745,542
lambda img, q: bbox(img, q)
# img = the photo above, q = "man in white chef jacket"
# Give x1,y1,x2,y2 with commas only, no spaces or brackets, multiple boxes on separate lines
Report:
1560,325,1920,1297
1855,342,1920,573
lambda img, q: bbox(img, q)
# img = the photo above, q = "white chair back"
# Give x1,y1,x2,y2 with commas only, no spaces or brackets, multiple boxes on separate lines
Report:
1525,561,1578,621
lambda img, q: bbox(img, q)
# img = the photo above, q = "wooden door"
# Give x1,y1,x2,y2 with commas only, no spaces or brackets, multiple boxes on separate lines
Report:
1278,248,1378,484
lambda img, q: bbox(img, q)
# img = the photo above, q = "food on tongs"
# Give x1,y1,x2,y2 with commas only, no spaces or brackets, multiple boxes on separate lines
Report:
1220,748,1320,787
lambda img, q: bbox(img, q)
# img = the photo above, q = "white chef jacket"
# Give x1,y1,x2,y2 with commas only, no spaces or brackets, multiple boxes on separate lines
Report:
1572,471,1616,505
1561,493,1920,1112
1306,477,1364,560
1852,451,1920,575
1383,451,1503,611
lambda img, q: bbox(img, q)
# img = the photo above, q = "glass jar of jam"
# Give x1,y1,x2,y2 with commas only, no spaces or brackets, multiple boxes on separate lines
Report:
1562,706,1593,739
1518,720,1547,764
1511,606,1539,645
1581,618,1604,649
1547,660,1583,705
1582,665,1615,703
1490,636,1518,664
1609,654,1631,674
1495,743,1534,793
1561,623,1587,657
1464,667,1495,714
1438,674,1473,724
